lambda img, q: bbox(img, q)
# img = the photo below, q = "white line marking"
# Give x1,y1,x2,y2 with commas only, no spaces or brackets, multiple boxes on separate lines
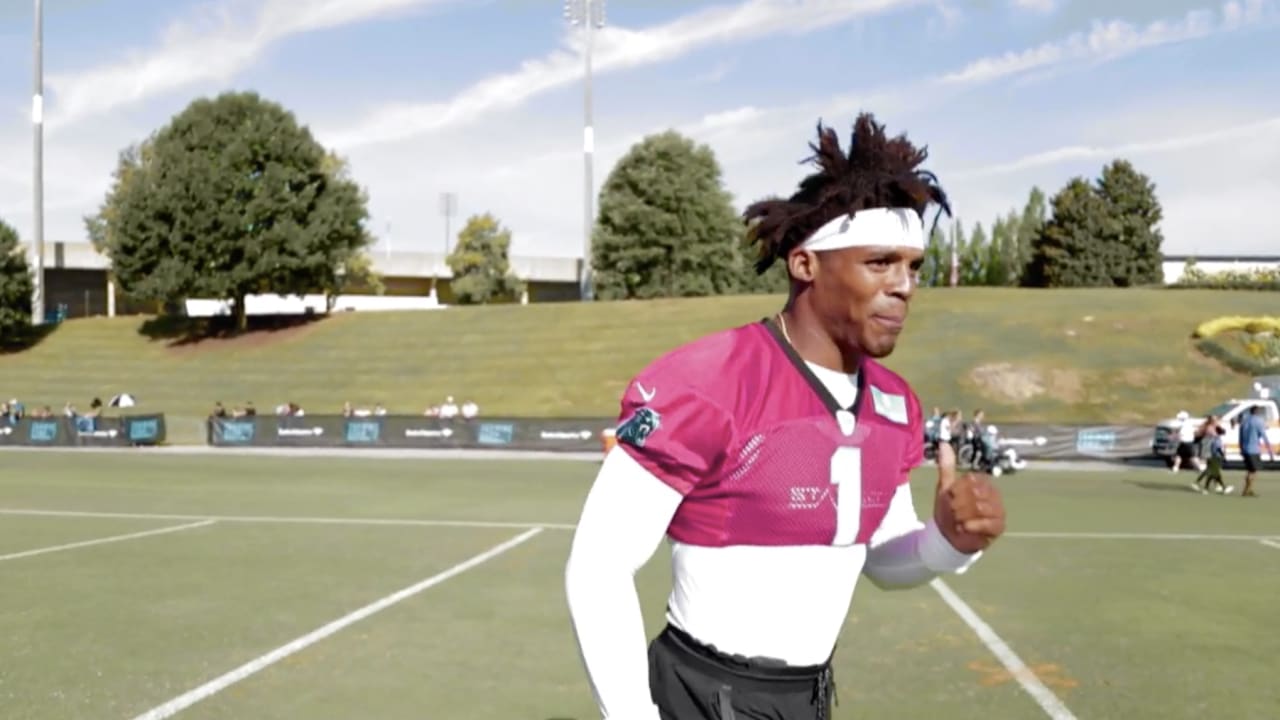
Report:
0,520,215,562
130,527,543,720
2,509,1277,542
930,578,1077,720
1006,531,1280,541
1259,539,1280,550
0,508,575,531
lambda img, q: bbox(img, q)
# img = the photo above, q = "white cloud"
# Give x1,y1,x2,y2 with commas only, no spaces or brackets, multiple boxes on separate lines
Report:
949,115,1280,179
1010,0,1056,12
318,0,926,150
942,1,1276,85
692,58,738,85
44,0,451,129
927,1,964,33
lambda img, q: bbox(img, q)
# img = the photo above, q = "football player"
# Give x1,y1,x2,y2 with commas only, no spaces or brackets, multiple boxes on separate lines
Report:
565,113,1006,720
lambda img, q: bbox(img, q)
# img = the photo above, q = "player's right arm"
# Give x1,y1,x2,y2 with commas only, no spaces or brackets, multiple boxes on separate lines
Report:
565,379,733,719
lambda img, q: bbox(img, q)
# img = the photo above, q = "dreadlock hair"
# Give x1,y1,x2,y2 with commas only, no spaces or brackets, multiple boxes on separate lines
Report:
743,112,951,275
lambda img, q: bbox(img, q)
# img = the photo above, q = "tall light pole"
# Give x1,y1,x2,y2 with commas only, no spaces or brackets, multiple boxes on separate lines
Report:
436,191,456,296
32,0,45,324
565,0,604,302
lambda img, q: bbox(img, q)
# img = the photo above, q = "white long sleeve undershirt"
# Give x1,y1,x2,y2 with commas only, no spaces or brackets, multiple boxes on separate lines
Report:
564,448,980,720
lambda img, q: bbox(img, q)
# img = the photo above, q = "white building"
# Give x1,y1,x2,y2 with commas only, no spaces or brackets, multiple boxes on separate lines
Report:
1161,254,1280,285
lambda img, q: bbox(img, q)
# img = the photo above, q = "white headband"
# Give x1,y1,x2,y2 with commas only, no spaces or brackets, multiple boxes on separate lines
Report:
800,207,924,252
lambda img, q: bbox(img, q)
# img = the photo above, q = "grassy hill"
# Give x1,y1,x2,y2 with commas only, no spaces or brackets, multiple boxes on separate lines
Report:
1,288,1273,444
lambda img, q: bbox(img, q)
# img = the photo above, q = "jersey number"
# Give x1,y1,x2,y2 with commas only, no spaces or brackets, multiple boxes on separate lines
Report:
830,446,862,545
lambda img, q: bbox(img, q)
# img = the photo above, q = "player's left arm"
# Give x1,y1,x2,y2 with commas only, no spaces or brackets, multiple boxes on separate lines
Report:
862,392,1005,590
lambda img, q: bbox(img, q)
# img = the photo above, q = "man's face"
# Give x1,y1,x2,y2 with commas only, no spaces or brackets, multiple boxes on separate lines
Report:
795,244,924,359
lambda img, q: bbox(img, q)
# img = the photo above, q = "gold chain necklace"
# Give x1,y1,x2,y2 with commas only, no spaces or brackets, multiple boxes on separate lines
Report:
776,313,793,345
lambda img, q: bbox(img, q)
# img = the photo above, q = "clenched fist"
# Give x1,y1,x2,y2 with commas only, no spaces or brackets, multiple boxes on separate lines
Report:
933,442,1006,554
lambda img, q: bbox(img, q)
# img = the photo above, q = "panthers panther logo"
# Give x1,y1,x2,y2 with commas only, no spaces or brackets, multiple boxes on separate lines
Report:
617,406,662,448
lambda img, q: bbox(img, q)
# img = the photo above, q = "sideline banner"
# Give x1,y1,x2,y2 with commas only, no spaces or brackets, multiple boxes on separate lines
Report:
981,423,1154,460
0,414,167,447
204,416,1157,460
205,415,613,452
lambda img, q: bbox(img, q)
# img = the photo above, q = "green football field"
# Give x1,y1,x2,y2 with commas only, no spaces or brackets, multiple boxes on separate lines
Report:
1,449,1277,720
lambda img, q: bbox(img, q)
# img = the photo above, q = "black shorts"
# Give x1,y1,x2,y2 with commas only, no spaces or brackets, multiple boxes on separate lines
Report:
1244,454,1261,472
1177,442,1195,460
649,624,835,720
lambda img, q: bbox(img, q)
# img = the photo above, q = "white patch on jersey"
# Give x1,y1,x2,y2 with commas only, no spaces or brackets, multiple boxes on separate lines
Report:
636,382,657,402
870,385,909,425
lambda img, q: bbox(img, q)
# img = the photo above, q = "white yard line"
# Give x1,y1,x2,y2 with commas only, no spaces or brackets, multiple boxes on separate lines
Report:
3,509,1277,540
0,508,576,531
1005,531,1279,541
930,578,1078,720
130,527,543,720
1259,539,1280,550
0,519,215,562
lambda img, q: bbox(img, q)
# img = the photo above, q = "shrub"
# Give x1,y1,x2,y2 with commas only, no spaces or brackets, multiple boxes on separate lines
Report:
1173,260,1280,290
1195,337,1280,375
1192,316,1280,339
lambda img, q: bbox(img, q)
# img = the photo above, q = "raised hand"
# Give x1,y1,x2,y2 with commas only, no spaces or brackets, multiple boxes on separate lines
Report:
933,442,1006,554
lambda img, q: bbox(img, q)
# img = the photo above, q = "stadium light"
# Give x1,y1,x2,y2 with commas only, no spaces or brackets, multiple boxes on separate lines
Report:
31,0,45,324
564,0,605,302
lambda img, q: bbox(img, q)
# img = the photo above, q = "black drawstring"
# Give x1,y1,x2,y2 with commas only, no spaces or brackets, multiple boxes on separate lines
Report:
813,664,837,720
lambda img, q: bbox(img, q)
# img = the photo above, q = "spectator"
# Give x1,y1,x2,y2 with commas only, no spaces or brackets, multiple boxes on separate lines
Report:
439,396,459,420
461,400,479,420
1170,411,1203,473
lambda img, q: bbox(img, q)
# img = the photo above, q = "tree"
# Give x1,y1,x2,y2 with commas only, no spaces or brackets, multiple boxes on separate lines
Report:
447,213,524,305
920,226,949,287
1023,178,1112,287
960,222,989,286
1013,186,1047,283
592,130,744,300
1022,161,1164,288
1095,159,1164,286
89,91,372,331
86,142,152,254
986,216,1013,286
736,259,791,295
0,219,33,342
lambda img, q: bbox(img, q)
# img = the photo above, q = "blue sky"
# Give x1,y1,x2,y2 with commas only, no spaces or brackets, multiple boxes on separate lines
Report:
0,0,1277,260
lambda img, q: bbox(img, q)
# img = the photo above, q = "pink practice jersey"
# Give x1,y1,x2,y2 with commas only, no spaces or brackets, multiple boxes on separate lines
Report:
614,317,924,548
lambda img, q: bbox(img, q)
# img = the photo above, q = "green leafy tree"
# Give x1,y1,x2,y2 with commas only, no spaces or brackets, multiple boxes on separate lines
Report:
920,226,949,287
986,216,1013,286
446,213,524,305
86,141,153,254
736,260,791,295
1095,159,1164,286
592,130,744,299
90,91,372,331
0,219,33,341
947,220,967,287
961,222,989,285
